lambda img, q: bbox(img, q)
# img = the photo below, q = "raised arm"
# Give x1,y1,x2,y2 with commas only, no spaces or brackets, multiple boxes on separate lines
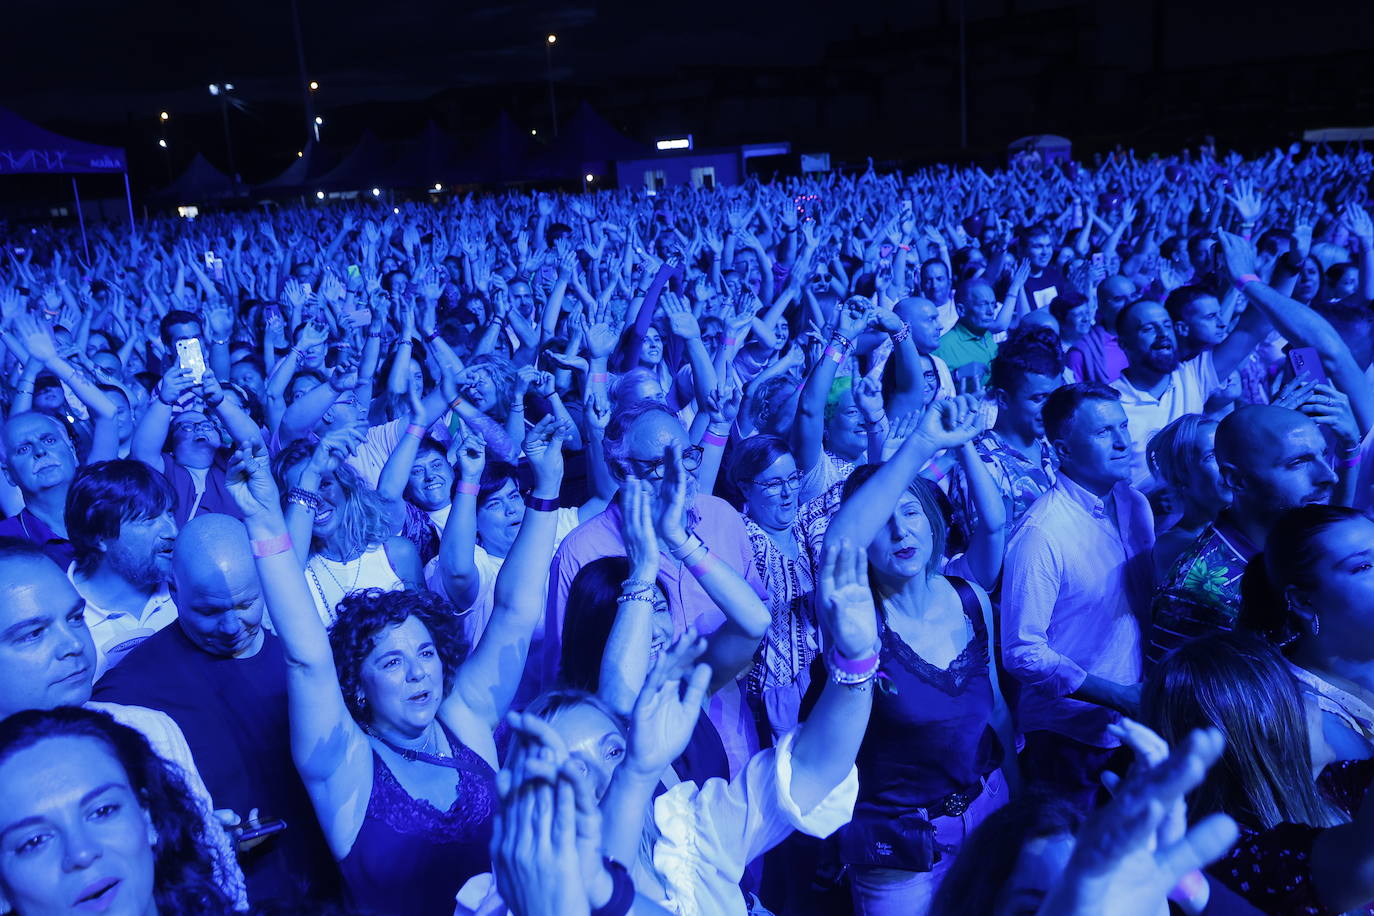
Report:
223,440,372,855
789,539,877,813
130,365,197,473
444,416,571,732
655,443,770,691
790,297,871,472
434,426,487,611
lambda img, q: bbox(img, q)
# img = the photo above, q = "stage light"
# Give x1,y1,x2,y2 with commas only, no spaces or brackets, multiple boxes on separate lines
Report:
393,207,400,214
547,34,557,44
656,137,693,151
157,139,167,148
531,129,537,136
316,191,325,200
309,80,319,91
160,111,169,122
208,84,220,96
433,183,443,191
315,116,323,125
296,150,303,157
371,188,381,196
585,173,594,182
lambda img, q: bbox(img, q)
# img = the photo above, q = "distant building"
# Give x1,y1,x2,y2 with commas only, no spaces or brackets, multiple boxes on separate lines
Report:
615,141,791,191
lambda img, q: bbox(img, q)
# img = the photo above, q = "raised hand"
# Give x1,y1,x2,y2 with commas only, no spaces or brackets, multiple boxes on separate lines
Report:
817,539,880,661
619,477,660,584
625,631,712,778
661,291,700,340
309,424,366,477
652,443,691,550
1227,178,1264,224
916,395,983,450
225,441,284,522
1341,202,1374,249
1215,230,1259,284
453,424,487,482
523,415,572,492
12,313,59,364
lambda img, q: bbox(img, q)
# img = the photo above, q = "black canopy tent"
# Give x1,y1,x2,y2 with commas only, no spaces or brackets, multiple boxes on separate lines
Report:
0,106,132,257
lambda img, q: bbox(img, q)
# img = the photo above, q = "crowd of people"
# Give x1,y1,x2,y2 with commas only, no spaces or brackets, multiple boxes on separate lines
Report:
1,138,1373,916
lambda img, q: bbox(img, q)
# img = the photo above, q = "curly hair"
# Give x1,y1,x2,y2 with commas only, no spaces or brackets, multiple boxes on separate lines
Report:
329,588,471,722
0,707,230,915
272,440,394,561
466,353,517,418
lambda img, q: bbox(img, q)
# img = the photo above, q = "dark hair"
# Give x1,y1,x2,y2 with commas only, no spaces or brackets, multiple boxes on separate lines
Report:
1257,228,1295,257
560,557,668,692
329,588,470,722
65,459,176,576
930,793,1085,916
726,435,792,496
1238,505,1370,650
477,460,519,507
0,707,229,914
158,310,201,347
1164,285,1212,324
1041,382,1120,443
990,326,1065,395
1048,292,1087,325
1113,297,1161,337
1142,632,1343,830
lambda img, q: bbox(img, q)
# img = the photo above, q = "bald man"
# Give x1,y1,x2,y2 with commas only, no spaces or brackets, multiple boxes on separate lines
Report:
94,514,342,905
1150,406,1337,663
1066,275,1135,385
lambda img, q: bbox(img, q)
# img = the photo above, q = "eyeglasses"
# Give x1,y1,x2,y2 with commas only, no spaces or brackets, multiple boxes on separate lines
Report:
173,420,218,435
752,470,804,498
622,445,704,481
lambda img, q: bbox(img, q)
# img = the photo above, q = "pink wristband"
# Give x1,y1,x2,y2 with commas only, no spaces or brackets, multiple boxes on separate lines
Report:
589,372,608,384
724,337,738,346
456,481,479,496
824,345,845,365
405,423,426,439
250,533,292,559
702,431,728,447
686,551,718,579
1167,869,1208,907
827,645,880,675
1339,453,1361,469
1234,273,1261,291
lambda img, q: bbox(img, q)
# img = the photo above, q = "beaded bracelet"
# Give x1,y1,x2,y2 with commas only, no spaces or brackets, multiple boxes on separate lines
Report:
286,488,322,513
250,532,293,559
617,588,657,606
826,646,881,686
890,322,911,345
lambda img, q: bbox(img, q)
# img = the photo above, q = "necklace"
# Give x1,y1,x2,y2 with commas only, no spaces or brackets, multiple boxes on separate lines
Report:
306,553,363,619
367,722,461,769
316,551,363,594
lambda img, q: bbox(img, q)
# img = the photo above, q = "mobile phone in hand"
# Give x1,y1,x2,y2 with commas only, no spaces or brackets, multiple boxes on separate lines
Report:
232,818,287,848
176,338,207,384
204,250,215,269
1288,346,1329,386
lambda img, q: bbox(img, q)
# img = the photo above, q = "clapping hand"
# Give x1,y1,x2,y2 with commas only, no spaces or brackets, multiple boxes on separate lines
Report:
625,631,712,779
817,539,880,662
523,415,573,493
916,395,983,451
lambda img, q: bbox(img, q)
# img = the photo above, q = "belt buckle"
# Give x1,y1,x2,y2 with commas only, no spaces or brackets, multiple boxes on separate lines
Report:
943,792,971,817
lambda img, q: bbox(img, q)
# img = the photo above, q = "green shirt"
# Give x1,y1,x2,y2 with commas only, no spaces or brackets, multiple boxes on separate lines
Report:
934,322,998,387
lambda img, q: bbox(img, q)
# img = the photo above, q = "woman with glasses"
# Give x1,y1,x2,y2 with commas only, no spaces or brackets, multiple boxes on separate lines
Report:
728,435,819,744
131,362,263,526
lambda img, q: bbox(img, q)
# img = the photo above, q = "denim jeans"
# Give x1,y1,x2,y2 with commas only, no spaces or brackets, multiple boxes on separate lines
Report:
847,769,1008,916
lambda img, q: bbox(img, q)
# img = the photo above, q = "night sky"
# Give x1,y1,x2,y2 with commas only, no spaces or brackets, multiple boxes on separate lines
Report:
5,0,1374,187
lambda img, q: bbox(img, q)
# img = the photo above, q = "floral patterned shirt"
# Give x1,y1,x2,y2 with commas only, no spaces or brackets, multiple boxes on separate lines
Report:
946,430,1058,536
1149,518,1259,666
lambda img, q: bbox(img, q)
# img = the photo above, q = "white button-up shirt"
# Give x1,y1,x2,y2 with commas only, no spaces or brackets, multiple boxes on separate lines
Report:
1001,475,1155,747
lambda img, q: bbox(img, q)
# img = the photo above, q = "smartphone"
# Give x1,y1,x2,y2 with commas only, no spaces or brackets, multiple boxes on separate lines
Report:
1288,346,1329,387
1091,252,1105,273
346,264,362,281
211,257,225,282
13,247,25,256
203,250,215,269
232,818,287,847
345,307,372,327
176,338,207,384
900,199,913,218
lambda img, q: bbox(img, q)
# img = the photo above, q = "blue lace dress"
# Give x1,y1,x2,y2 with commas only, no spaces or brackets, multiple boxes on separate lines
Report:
339,720,498,915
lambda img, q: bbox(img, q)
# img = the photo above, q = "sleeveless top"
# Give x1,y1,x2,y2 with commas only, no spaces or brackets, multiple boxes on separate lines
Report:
851,577,1000,822
340,720,498,916
305,544,404,626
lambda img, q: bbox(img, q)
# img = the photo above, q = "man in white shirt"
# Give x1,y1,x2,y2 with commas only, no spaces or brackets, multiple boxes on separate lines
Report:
1001,383,1155,810
0,538,246,908
1109,297,1267,485
65,459,180,678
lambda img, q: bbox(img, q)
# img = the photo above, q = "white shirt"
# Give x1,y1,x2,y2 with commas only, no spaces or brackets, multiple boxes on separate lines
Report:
70,567,178,680
87,701,248,910
1001,476,1155,747
453,731,857,916
425,507,580,648
1110,351,1220,485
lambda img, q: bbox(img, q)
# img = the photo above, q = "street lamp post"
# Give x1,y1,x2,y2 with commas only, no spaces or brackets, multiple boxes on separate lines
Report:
209,84,241,197
158,112,172,182
545,34,559,138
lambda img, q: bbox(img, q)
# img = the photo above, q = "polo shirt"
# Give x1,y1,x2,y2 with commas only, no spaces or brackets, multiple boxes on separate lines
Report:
1110,351,1219,485
934,322,999,387
68,565,178,679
